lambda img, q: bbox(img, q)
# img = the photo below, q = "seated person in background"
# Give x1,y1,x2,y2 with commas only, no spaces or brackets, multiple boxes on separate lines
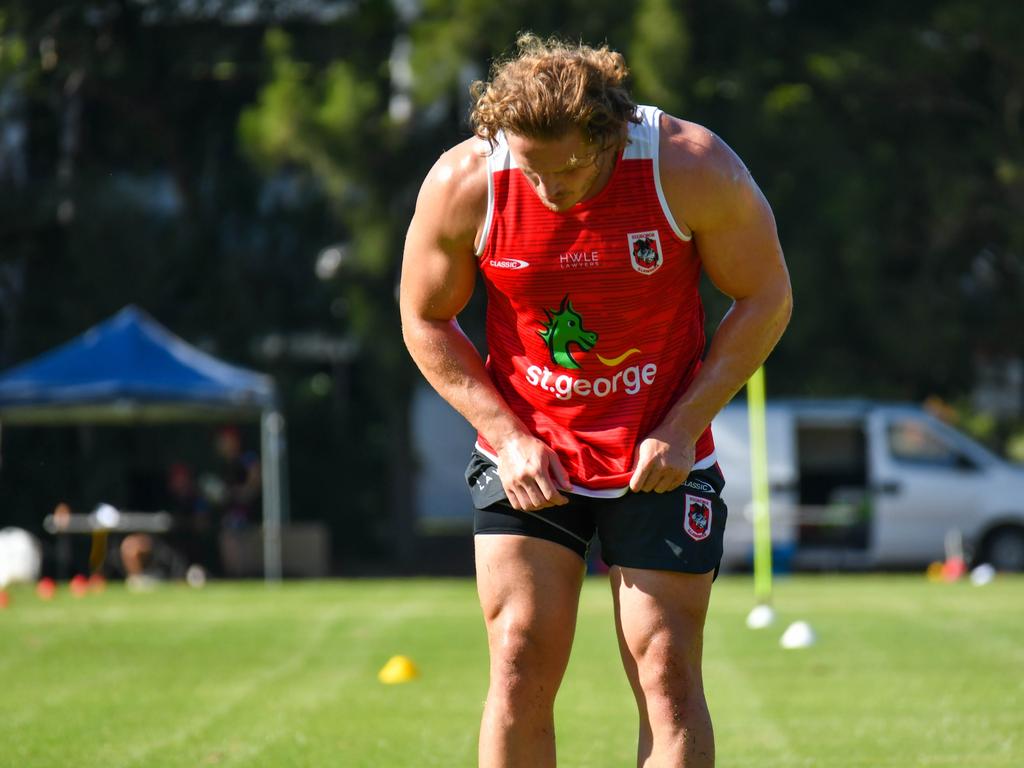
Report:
120,462,213,586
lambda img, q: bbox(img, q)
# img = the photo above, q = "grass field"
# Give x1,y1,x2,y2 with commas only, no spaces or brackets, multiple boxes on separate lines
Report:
1,575,1021,767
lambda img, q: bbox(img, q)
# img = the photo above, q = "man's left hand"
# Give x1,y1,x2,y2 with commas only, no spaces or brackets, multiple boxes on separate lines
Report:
628,429,696,494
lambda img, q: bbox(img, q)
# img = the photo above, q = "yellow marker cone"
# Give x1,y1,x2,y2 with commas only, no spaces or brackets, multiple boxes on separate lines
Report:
378,655,419,684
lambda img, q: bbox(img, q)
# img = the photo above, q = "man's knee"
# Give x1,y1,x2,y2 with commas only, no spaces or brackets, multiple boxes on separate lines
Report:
635,630,704,711
487,615,567,702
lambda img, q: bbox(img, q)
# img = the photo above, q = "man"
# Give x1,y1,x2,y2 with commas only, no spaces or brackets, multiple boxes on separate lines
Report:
400,34,791,768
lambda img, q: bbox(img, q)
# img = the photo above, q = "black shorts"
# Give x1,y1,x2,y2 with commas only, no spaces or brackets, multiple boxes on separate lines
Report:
466,451,728,575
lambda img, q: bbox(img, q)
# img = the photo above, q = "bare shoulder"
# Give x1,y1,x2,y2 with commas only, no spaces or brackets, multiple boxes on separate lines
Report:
412,136,491,250
401,137,490,321
657,113,762,233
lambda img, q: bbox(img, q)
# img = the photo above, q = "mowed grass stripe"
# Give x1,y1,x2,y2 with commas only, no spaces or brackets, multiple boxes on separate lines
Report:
705,576,1023,767
0,598,239,755
0,583,475,768
110,597,358,768
188,581,485,768
155,601,443,768
0,576,1020,767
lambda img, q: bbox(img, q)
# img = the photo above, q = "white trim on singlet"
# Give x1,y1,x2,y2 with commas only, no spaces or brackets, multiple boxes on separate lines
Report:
475,159,495,257
627,105,690,241
474,441,717,499
475,134,514,257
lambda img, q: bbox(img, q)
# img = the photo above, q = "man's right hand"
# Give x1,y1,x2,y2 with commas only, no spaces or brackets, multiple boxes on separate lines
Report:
495,434,572,512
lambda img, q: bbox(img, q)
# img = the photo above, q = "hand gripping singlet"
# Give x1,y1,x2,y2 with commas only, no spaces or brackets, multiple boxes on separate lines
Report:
475,105,716,496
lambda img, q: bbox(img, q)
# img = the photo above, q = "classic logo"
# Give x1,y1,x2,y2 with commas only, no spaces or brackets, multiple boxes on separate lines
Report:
489,258,530,270
628,230,663,275
683,478,715,494
683,494,713,542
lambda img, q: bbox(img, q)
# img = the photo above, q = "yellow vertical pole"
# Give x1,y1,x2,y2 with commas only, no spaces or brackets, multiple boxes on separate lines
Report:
748,366,773,603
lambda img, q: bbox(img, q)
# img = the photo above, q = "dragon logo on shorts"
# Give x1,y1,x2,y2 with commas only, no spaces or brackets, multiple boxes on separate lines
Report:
684,494,713,542
538,295,598,370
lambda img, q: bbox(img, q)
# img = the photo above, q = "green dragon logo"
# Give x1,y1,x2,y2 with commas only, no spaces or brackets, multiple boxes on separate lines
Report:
538,295,598,370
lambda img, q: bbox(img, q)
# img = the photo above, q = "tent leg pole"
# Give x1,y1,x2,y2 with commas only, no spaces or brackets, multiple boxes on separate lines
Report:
261,410,284,583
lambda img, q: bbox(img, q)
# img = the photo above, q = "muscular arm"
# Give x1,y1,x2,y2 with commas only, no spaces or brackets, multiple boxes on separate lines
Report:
399,142,570,510
630,117,792,492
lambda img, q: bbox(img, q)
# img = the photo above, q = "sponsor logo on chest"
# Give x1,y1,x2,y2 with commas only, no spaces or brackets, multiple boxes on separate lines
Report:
524,294,657,402
559,250,600,270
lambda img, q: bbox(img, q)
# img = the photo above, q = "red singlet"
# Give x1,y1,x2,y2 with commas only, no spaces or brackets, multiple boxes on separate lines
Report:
475,105,716,496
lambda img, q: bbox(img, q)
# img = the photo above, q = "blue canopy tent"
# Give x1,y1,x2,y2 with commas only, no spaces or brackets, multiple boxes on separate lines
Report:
0,306,288,581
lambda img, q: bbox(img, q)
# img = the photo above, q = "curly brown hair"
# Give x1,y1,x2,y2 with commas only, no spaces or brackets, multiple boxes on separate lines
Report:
469,34,639,149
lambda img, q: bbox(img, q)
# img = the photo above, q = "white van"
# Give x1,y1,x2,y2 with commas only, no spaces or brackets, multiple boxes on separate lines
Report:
712,400,1024,571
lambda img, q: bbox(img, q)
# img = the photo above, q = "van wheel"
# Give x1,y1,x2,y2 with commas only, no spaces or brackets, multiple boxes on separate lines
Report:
983,526,1024,572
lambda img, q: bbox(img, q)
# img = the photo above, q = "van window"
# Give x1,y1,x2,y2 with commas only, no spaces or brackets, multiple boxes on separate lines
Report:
887,419,972,468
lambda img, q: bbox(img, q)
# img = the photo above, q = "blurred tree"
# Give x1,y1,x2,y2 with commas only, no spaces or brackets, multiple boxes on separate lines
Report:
629,0,691,118
0,1,406,567
753,0,1024,400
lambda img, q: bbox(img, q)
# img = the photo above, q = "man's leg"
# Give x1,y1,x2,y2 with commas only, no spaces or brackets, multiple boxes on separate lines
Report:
475,534,586,768
610,567,715,768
